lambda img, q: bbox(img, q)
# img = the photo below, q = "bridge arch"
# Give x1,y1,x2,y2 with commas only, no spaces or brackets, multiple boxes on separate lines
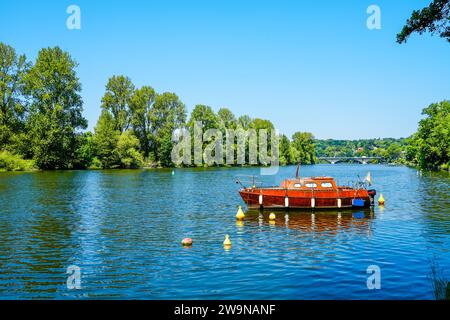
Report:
317,157,382,164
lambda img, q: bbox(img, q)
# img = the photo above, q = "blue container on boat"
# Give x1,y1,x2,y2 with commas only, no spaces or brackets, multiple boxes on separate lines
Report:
352,199,365,207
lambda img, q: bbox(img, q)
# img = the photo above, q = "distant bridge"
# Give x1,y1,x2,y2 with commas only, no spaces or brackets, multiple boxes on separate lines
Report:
317,156,383,164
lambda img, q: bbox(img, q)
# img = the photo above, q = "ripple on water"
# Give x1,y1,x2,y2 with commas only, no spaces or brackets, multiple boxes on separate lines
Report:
0,165,448,299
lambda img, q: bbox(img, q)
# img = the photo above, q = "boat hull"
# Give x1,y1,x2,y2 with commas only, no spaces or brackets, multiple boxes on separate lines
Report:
239,188,373,209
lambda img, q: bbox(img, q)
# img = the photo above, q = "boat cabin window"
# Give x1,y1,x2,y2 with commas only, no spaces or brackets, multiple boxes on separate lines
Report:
305,182,317,188
293,183,302,188
321,182,333,188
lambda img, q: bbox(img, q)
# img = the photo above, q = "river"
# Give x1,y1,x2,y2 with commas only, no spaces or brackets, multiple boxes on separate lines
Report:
0,164,449,299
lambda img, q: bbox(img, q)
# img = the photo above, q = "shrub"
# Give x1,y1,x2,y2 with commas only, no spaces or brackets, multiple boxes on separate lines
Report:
89,157,103,170
0,151,35,171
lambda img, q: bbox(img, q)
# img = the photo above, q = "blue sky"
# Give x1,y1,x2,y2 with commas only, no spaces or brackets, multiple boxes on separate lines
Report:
1,0,449,139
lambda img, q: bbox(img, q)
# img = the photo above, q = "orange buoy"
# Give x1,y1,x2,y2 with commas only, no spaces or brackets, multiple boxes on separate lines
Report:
181,238,193,246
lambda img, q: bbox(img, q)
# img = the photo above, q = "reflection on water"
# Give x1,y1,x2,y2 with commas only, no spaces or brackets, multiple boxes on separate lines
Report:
0,165,449,299
245,208,374,236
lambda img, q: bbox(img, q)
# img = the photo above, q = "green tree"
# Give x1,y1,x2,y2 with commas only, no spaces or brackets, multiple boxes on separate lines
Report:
101,75,135,133
188,105,221,166
249,118,274,132
25,47,87,169
116,130,144,168
405,133,420,165
0,43,30,150
72,132,95,169
232,115,253,165
291,132,316,164
385,143,403,163
153,92,186,166
188,105,220,131
397,0,450,43
130,86,156,159
279,134,291,165
237,115,252,130
93,110,120,169
217,108,237,165
217,107,237,130
413,101,450,170
249,118,275,165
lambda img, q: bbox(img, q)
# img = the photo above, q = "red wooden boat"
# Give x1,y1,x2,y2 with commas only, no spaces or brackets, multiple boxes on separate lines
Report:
238,166,376,209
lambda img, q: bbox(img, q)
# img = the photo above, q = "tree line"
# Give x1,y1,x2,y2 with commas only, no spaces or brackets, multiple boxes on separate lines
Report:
314,100,449,171
315,138,409,163
0,43,448,172
0,43,316,171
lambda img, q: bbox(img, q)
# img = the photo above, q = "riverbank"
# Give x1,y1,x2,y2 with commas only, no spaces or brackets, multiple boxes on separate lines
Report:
1,148,448,174
2,162,449,174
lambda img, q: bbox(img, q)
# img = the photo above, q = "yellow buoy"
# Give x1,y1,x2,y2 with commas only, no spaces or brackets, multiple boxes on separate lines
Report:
378,193,385,205
269,213,276,220
223,234,231,247
236,206,245,220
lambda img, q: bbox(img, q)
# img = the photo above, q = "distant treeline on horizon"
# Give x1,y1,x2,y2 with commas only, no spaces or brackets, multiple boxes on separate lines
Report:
1,43,448,172
315,138,408,160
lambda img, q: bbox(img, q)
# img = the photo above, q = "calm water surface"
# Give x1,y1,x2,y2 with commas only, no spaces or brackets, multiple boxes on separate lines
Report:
0,165,449,299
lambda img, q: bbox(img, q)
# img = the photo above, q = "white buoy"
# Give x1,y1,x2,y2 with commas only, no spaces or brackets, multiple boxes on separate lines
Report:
284,197,289,208
259,194,263,205
311,198,316,208
337,198,342,208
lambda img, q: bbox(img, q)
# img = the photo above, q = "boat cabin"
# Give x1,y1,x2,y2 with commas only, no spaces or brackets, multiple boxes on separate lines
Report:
280,177,338,190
